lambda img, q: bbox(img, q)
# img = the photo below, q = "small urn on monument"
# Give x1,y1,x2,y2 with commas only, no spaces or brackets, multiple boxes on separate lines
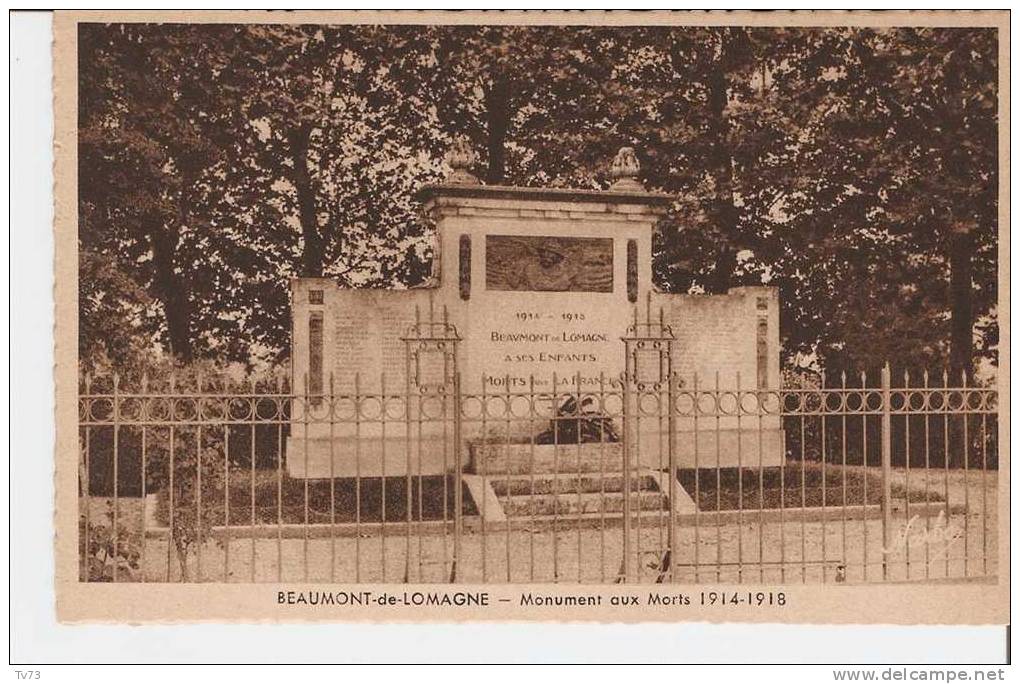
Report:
445,135,481,185
609,146,644,192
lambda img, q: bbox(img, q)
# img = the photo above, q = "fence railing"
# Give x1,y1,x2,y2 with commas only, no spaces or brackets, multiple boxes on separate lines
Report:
78,367,998,585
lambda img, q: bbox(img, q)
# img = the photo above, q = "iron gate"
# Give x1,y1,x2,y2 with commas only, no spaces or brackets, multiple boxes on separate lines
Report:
79,306,999,584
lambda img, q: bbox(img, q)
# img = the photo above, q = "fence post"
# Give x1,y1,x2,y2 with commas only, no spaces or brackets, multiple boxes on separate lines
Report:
452,370,463,583
666,354,677,583
621,361,633,583
881,362,893,580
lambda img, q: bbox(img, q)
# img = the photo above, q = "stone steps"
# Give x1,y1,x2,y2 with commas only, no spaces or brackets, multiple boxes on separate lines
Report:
470,442,625,476
488,472,658,497
469,441,670,521
502,490,667,518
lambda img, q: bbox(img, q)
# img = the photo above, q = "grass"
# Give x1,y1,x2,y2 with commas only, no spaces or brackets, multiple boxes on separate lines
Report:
677,463,944,511
150,463,947,525
155,472,478,527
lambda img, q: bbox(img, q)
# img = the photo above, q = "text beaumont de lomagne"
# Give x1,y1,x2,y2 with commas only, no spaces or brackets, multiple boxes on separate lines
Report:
277,590,489,607
491,332,608,343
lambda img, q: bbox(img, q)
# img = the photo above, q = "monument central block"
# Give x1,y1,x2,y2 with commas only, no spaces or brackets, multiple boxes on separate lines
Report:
424,181,668,396
287,146,783,479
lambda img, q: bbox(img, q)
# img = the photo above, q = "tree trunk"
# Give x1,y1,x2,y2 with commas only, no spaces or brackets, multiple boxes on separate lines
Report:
175,540,190,582
943,45,975,386
150,217,194,362
949,224,974,383
484,75,511,185
288,123,323,277
705,45,740,295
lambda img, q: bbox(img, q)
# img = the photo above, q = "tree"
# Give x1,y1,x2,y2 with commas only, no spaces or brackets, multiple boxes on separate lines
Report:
78,23,999,377
424,25,631,187
79,24,243,363
885,28,998,381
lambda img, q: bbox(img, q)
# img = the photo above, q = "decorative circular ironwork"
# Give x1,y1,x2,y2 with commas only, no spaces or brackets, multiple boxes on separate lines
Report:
889,391,908,412
843,391,865,413
172,397,198,422
227,397,254,422
802,391,824,414
758,390,782,415
418,395,444,421
823,391,844,413
198,396,227,422
966,390,988,411
145,397,173,422
254,397,283,422
781,392,802,414
925,390,945,411
383,396,405,421
904,390,925,412
118,397,144,422
717,391,739,416
945,390,966,412
509,395,533,419
88,397,114,422
357,395,383,421
697,392,719,416
636,391,659,417
601,392,624,417
739,391,761,415
484,396,508,419
331,396,356,421
303,397,332,422
461,396,484,420
674,391,696,416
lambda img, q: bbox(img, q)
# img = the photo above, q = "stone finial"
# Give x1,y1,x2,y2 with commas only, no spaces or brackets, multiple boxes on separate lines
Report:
445,135,480,185
609,146,643,191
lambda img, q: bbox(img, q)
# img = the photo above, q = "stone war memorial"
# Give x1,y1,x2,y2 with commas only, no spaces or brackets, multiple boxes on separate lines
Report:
287,140,782,518
65,17,1002,612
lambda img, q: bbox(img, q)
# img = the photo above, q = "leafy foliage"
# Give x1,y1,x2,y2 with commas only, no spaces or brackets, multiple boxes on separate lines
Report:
78,501,142,582
82,356,287,580
79,24,999,376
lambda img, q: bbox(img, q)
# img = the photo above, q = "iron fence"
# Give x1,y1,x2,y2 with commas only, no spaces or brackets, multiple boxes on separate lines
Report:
78,369,998,585
78,310,998,585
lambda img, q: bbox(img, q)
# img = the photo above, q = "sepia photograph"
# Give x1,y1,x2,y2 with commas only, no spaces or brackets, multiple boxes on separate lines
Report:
47,10,1008,627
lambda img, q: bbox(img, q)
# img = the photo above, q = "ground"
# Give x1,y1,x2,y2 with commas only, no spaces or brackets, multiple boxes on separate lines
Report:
82,466,996,585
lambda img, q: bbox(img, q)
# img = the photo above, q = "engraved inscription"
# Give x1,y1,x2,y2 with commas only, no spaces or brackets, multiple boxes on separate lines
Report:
333,299,419,389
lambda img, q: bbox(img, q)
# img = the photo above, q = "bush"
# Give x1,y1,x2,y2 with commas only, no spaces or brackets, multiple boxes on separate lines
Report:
79,501,142,582
81,356,288,580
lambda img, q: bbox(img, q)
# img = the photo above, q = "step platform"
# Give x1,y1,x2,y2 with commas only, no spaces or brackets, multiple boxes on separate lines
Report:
468,442,697,522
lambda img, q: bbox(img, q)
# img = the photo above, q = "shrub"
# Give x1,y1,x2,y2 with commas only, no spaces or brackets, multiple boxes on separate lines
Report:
79,501,142,582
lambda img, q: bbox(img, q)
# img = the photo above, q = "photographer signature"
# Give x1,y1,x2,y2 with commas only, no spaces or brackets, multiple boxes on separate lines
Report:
882,510,963,554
